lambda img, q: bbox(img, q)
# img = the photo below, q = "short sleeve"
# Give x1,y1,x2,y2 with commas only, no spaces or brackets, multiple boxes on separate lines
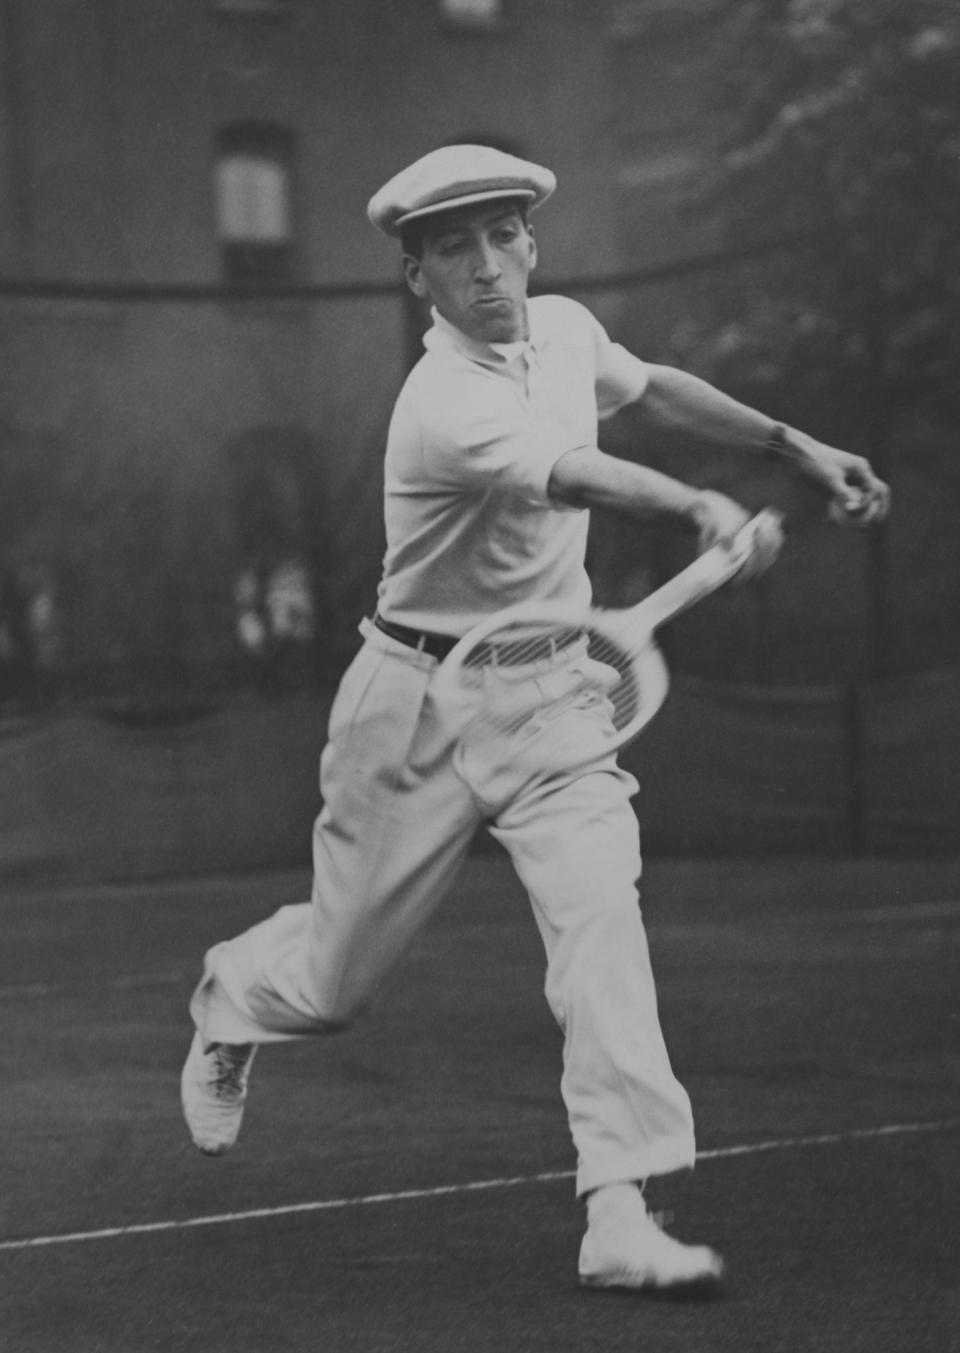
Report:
530,295,648,421
590,316,649,420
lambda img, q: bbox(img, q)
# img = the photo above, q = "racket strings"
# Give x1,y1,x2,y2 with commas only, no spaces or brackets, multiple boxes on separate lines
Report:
459,609,636,673
459,621,585,673
450,518,766,752
458,619,641,740
454,563,720,741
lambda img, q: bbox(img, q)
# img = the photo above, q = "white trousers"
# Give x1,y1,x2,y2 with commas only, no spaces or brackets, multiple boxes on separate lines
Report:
190,618,695,1194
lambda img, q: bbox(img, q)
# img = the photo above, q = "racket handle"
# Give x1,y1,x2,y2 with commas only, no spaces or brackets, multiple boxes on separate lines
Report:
640,509,781,629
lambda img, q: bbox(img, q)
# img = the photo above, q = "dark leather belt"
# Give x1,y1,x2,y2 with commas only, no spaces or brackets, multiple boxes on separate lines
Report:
373,612,459,661
374,611,585,666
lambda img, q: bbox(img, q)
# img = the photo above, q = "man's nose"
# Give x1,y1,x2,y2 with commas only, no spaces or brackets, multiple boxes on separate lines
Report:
473,239,501,281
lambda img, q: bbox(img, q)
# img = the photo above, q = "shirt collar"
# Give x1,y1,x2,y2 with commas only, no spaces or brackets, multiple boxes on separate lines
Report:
423,307,534,368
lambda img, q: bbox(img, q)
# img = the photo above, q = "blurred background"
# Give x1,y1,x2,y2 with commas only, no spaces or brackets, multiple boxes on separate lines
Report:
0,0,957,879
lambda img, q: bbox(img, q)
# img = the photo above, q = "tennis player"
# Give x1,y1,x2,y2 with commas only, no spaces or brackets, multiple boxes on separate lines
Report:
182,145,889,1292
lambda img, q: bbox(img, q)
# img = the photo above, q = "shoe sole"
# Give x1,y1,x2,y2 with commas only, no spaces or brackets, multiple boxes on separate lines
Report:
194,1139,233,1158
579,1269,725,1300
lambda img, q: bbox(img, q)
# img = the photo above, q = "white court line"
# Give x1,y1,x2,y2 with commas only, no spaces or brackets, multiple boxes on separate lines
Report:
1,1116,957,1254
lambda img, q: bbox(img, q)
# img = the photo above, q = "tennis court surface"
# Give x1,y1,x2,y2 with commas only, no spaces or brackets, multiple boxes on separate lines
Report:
2,851,958,1352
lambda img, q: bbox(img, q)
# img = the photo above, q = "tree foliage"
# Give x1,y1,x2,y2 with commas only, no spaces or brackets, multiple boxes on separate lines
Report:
675,0,960,432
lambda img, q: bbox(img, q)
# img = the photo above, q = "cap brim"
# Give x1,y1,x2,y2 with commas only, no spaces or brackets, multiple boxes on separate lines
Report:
392,187,540,234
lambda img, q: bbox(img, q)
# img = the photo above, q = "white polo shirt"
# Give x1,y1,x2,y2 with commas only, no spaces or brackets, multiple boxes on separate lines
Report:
376,294,649,636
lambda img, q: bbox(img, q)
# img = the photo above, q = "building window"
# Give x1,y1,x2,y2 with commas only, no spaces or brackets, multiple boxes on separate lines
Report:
215,123,296,284
438,0,508,34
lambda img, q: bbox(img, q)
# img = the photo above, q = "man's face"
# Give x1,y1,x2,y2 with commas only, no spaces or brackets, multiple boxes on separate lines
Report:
403,201,537,344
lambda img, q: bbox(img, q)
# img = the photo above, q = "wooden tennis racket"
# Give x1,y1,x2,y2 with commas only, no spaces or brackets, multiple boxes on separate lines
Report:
433,510,782,763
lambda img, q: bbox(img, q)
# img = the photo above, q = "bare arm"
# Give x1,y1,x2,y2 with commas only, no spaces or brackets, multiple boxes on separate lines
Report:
548,446,785,580
636,365,891,525
636,364,776,453
548,360,889,581
549,445,715,523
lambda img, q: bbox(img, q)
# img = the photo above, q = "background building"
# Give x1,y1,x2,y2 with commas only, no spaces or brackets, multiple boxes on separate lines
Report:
0,0,957,874
0,0,750,687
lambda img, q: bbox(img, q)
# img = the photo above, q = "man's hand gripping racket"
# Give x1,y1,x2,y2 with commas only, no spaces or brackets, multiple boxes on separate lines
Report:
434,510,784,772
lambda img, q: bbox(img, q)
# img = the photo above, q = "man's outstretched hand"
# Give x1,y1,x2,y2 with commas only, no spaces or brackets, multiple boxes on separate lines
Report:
780,433,891,527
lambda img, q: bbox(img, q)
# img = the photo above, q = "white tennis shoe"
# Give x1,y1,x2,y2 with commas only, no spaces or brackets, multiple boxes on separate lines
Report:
579,1185,724,1293
180,1032,257,1156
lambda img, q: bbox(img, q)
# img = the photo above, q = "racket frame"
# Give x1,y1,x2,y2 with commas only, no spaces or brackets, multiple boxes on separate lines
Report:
435,511,779,753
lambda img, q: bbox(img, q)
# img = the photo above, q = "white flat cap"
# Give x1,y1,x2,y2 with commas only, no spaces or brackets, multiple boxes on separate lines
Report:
367,144,556,237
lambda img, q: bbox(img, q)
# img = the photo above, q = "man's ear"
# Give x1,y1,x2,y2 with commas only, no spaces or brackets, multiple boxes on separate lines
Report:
527,224,537,272
402,255,428,299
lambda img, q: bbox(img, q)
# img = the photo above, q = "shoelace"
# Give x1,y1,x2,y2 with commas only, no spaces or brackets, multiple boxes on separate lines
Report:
211,1045,250,1099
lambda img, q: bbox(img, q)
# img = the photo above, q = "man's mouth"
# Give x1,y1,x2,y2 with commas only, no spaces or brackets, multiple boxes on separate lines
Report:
474,295,511,310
